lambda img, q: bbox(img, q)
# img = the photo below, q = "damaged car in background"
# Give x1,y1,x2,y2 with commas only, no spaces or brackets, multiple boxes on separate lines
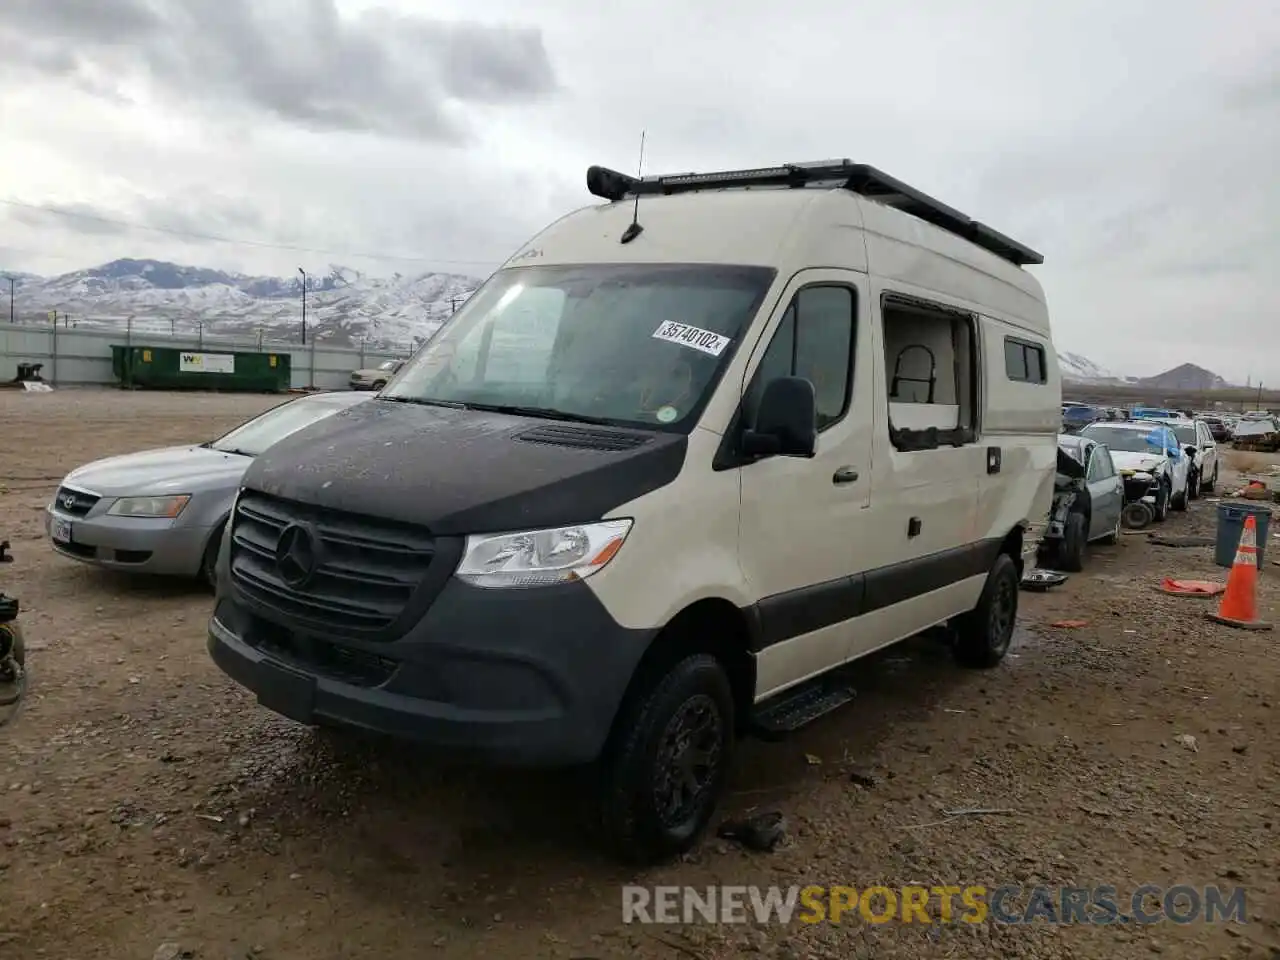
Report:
1077,420,1189,523
1039,435,1123,571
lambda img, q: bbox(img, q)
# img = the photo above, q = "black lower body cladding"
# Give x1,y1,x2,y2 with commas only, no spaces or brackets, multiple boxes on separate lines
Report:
208,577,656,766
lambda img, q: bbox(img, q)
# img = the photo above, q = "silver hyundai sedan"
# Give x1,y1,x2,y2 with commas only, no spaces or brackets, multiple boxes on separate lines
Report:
45,391,371,586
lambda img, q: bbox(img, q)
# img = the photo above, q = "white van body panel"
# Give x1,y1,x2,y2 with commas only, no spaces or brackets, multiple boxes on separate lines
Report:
523,184,1058,700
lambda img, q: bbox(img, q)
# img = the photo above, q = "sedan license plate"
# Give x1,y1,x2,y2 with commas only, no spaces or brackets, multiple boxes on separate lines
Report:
50,516,73,544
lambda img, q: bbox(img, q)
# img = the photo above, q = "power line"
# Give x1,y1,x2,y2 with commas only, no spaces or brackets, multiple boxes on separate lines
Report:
0,196,507,267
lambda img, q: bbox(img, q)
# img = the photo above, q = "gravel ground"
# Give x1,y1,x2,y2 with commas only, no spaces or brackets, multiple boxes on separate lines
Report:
1,388,1277,960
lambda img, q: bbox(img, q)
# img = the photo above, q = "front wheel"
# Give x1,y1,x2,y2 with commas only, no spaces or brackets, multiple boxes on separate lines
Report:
1055,511,1087,572
1171,478,1189,511
597,654,735,865
371,379,387,391
953,553,1020,669
1188,469,1200,500
1152,482,1170,521
199,522,226,591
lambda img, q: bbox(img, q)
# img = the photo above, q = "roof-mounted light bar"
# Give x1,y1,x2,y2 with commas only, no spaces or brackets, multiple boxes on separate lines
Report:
583,160,1044,267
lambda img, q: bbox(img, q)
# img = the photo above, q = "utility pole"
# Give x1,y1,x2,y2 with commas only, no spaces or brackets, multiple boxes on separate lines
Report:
5,276,12,324
298,267,307,345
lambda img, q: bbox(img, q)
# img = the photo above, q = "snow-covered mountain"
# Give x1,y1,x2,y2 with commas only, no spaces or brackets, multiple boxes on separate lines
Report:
5,259,1128,378
2,258,484,349
1057,350,1122,383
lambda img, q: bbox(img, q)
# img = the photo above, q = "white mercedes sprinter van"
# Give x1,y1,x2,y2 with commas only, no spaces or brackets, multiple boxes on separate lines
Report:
208,159,1060,864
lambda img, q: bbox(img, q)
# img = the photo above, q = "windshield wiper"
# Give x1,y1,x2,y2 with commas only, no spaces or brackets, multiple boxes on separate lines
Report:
376,396,468,409
465,403,615,426
216,447,256,458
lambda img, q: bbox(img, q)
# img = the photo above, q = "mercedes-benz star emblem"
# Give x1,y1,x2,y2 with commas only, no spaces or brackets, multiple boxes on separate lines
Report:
275,522,321,588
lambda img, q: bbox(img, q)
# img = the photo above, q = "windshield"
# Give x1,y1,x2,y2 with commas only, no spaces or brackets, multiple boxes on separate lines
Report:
1080,425,1168,454
381,263,776,430
211,396,364,457
1169,424,1196,444
378,360,398,371
1064,406,1098,421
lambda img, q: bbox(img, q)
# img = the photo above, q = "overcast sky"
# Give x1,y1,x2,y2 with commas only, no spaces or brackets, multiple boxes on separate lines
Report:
1,0,1276,381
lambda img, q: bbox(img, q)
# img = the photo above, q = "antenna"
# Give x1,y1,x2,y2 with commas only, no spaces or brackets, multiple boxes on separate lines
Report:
619,130,645,244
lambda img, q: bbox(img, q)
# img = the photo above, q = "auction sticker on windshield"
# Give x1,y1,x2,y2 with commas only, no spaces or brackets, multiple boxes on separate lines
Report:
652,321,731,357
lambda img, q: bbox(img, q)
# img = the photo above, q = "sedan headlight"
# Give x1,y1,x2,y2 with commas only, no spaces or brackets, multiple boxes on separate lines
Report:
108,494,191,518
455,519,632,588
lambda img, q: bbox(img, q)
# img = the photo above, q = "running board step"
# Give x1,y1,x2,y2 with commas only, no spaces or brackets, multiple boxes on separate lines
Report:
749,675,857,740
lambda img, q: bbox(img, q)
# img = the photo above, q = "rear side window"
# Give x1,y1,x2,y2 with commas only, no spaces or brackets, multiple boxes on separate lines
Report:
1005,336,1046,384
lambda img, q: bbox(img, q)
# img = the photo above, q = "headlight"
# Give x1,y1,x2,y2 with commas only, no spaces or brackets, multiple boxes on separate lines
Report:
1130,471,1152,481
108,494,191,518
455,519,632,588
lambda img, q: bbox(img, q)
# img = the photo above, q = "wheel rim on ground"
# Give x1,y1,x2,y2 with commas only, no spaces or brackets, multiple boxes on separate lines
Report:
652,695,723,830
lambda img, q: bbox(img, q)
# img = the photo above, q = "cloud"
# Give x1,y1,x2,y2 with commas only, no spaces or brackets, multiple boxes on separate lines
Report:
1,0,1277,382
0,0,557,141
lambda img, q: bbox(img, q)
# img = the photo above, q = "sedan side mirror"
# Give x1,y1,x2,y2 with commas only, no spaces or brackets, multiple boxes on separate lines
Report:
741,376,818,459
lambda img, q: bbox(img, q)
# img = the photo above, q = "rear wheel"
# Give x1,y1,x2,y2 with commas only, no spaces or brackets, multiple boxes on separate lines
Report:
1098,510,1122,545
597,654,735,865
1202,464,1218,493
953,553,1019,669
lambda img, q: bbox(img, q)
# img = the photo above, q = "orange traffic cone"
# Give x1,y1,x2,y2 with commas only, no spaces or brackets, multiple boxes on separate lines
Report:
1205,514,1273,631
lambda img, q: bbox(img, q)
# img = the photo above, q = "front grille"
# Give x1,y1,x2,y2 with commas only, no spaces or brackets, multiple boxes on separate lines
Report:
54,486,100,517
230,491,434,636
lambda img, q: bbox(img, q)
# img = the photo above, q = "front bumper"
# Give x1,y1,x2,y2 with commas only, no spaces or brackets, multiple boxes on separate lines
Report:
45,505,212,576
207,577,657,767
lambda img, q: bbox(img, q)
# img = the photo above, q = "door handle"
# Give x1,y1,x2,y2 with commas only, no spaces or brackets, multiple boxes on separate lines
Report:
832,466,859,484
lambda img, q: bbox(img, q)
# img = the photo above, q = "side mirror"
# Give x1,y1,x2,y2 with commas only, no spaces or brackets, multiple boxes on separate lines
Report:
741,376,817,459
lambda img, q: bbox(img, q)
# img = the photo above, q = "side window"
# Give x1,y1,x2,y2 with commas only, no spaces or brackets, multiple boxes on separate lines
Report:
883,297,978,449
1086,447,1100,482
1004,336,1047,384
743,286,855,431
1098,447,1116,479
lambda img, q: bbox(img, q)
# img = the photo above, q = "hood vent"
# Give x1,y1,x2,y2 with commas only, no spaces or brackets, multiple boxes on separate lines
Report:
514,424,652,452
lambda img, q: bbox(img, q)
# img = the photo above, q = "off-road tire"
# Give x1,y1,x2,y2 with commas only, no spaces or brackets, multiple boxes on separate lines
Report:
953,553,1019,669
1056,511,1087,572
597,654,735,865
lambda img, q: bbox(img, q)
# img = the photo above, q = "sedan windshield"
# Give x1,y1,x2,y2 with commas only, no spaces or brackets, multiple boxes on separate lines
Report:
381,263,776,430
210,395,366,457
1080,425,1167,454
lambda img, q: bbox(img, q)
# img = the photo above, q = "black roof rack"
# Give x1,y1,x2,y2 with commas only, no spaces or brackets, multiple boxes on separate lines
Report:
584,159,1043,267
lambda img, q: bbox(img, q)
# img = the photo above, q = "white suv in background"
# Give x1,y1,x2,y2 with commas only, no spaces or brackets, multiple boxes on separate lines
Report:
1156,417,1219,496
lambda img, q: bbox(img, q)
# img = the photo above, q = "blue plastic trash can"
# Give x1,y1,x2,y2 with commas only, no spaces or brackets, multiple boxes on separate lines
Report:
1214,502,1272,568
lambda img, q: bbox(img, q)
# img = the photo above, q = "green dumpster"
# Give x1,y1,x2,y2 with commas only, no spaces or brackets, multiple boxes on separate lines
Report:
111,345,291,393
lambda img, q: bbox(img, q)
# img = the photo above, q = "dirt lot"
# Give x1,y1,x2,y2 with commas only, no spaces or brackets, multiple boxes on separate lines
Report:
1,389,1277,960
